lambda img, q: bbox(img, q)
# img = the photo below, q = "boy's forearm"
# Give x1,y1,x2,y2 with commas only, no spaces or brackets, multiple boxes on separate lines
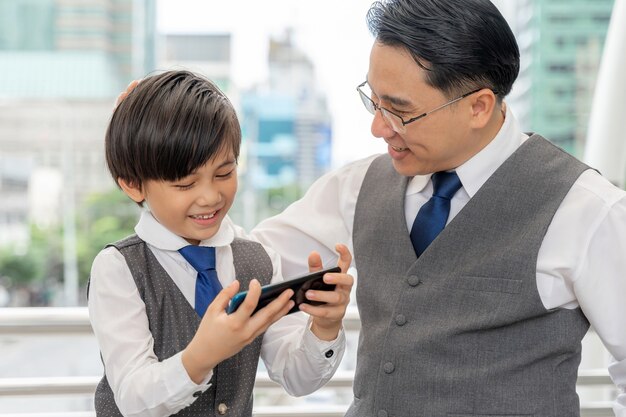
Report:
181,342,218,384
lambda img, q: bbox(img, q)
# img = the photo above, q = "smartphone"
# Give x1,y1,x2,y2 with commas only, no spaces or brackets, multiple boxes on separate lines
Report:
226,266,340,315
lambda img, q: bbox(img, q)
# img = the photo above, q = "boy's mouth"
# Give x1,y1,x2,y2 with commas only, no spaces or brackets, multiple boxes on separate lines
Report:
190,212,216,220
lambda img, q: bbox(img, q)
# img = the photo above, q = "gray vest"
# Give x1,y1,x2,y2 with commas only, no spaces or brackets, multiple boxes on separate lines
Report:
350,135,591,417
92,236,273,417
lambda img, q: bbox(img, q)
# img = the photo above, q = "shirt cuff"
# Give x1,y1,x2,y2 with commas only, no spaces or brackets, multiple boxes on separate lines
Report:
162,351,213,406
301,318,346,366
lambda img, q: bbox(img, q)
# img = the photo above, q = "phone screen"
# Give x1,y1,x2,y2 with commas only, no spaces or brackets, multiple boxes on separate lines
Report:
226,266,340,315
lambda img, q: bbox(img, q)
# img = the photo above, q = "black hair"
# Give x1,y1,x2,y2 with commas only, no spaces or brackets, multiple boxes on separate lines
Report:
105,70,241,189
367,0,520,98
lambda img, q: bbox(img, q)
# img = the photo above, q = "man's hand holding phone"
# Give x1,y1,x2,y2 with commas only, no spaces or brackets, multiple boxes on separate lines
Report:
225,244,354,342
300,244,354,341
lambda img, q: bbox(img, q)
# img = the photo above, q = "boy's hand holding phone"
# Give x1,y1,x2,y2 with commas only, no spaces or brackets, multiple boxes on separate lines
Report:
300,243,354,341
182,243,353,382
182,279,294,384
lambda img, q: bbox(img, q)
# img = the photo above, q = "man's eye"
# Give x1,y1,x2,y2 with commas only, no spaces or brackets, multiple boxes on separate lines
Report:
391,107,411,116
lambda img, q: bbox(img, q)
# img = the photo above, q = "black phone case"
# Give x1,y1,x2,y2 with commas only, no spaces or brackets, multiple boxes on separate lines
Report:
227,266,340,315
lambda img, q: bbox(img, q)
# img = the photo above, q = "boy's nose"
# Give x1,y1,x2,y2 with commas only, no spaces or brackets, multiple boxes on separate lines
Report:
197,188,222,206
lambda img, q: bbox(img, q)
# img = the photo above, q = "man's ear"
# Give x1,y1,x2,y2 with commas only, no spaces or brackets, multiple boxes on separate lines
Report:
117,178,145,204
468,89,498,129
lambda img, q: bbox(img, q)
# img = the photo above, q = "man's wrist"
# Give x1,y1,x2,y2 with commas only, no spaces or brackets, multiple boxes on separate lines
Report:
310,319,341,341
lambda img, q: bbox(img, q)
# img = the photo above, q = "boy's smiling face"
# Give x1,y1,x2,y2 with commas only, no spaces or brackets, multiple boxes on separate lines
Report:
119,150,238,245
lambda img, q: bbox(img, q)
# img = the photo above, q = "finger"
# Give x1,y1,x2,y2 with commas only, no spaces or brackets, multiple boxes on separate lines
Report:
323,272,355,289
305,286,346,306
335,243,352,273
257,288,294,317
234,279,262,317
249,298,295,341
208,280,240,312
266,296,296,325
248,288,294,327
300,302,343,320
114,92,127,108
115,79,141,107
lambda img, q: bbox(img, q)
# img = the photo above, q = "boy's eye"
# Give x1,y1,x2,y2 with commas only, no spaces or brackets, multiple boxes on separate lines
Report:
216,169,234,179
174,183,194,190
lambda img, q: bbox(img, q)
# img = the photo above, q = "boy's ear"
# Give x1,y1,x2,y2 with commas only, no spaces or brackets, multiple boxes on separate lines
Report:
117,178,145,204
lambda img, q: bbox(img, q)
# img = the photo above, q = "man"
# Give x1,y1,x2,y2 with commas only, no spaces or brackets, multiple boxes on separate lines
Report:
252,0,626,416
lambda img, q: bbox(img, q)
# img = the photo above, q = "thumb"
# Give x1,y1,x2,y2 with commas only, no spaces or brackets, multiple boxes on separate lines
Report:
209,280,240,312
308,250,323,272
335,243,352,273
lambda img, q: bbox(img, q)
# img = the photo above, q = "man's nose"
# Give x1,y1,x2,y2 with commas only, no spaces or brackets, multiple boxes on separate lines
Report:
370,108,395,139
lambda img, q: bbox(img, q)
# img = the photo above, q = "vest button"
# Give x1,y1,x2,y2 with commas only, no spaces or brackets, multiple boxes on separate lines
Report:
383,361,395,374
395,314,406,326
217,403,228,415
378,410,388,417
407,275,421,286
324,349,334,358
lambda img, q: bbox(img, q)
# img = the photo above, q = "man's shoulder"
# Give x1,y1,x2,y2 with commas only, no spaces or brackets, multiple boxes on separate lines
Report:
336,154,383,174
310,153,384,191
573,169,626,209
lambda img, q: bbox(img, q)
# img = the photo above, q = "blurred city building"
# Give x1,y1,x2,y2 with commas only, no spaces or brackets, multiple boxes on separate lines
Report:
0,0,157,247
239,32,333,228
160,33,232,92
497,0,615,156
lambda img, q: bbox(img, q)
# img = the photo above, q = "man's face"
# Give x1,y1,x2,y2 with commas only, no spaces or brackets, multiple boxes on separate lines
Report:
366,42,483,176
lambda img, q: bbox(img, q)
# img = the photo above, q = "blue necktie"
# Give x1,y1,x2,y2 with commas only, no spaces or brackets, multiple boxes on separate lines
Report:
410,171,462,257
178,245,222,317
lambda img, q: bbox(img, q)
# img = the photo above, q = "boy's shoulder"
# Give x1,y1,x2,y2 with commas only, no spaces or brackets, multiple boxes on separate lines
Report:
105,234,143,250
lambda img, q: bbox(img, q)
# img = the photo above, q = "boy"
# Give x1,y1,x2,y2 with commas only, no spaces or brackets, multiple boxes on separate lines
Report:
88,70,353,417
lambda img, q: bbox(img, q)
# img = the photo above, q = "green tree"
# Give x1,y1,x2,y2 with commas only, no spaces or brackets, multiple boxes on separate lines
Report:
76,188,140,286
0,223,62,305
0,188,139,305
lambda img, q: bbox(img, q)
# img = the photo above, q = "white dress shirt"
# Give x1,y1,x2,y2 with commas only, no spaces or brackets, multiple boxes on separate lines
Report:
252,105,626,415
88,212,345,417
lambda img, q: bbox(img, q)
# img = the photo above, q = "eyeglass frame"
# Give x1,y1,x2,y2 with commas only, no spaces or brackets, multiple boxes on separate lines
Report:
356,81,495,133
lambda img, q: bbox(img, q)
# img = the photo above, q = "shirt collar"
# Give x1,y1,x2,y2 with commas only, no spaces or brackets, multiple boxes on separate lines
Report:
406,104,527,197
135,210,235,251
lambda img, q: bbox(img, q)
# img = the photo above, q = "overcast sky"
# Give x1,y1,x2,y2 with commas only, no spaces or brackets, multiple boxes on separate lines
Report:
157,0,386,166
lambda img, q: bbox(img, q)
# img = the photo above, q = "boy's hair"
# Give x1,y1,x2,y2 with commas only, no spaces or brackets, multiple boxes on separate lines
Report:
367,0,520,99
105,70,241,189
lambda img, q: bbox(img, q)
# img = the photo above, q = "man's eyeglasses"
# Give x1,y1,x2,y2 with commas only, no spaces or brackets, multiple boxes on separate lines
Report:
357,81,491,134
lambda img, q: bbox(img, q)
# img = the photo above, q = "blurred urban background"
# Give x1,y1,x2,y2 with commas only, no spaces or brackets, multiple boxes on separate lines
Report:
0,0,622,414
0,0,619,307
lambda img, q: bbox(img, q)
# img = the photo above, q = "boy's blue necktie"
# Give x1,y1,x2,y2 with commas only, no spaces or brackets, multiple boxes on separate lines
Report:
410,171,462,257
178,245,222,317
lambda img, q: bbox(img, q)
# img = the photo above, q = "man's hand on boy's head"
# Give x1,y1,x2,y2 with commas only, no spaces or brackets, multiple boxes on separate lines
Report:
114,79,141,108
181,279,294,384
299,244,354,341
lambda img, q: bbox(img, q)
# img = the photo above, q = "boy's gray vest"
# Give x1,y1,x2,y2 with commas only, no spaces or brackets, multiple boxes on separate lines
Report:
351,135,591,417
92,236,273,417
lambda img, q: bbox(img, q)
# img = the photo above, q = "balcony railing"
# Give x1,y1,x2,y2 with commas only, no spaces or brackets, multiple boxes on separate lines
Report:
0,307,617,417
